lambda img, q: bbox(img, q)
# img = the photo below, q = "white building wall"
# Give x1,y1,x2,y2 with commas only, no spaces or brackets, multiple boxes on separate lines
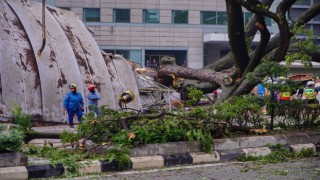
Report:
49,0,231,68
33,0,318,68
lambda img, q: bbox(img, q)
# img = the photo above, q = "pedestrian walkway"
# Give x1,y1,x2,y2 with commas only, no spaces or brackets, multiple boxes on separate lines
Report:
32,125,77,134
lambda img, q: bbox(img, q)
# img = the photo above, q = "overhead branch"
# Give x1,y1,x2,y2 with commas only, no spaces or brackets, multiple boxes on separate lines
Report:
232,0,278,22
226,0,250,75
245,0,274,40
243,16,271,75
265,2,320,55
270,0,297,62
205,0,274,71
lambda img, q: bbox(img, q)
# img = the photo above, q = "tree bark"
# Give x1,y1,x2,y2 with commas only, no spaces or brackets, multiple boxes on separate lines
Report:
226,0,250,75
158,58,232,87
205,0,275,72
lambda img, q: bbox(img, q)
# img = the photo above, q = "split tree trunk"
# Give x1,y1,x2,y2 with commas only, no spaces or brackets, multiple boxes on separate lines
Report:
157,1,320,99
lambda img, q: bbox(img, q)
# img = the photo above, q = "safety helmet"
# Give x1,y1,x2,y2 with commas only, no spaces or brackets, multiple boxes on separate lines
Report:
88,84,96,91
307,81,315,86
69,83,77,89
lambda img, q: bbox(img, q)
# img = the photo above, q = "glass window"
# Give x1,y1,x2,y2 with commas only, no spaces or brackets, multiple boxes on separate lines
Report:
314,25,320,36
295,0,310,5
113,9,130,23
105,50,142,65
172,10,188,24
83,8,100,22
143,9,160,23
244,12,253,25
129,50,142,65
217,11,228,25
290,9,305,20
201,11,217,25
59,7,70,11
115,50,130,59
314,14,320,21
265,17,272,26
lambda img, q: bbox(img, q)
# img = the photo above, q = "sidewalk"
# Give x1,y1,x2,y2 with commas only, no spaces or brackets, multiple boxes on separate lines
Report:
1,125,320,179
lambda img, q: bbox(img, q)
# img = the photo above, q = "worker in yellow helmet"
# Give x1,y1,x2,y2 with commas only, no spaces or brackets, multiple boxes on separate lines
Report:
303,81,319,104
279,81,291,104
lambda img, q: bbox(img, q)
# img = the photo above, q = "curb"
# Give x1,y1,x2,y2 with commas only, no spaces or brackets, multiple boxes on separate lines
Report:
1,143,318,179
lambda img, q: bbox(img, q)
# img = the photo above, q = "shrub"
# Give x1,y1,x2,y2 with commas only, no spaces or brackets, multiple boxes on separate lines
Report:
186,86,203,106
12,106,32,132
212,95,264,127
0,127,25,152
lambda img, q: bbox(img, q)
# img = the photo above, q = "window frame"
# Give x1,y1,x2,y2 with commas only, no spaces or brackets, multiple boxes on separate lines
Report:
83,8,100,22
143,9,160,24
217,11,228,25
172,10,188,24
113,9,131,23
201,11,217,25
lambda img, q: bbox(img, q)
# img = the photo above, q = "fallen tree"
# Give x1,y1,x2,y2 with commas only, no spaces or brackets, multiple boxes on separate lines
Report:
157,0,320,99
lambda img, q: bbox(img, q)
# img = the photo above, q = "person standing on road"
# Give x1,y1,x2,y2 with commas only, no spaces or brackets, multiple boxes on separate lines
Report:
63,83,84,128
87,84,100,117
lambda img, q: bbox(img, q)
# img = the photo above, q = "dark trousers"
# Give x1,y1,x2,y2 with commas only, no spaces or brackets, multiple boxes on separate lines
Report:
67,109,83,125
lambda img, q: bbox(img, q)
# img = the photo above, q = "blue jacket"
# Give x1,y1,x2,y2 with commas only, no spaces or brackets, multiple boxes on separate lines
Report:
87,91,100,105
63,92,84,111
257,83,265,96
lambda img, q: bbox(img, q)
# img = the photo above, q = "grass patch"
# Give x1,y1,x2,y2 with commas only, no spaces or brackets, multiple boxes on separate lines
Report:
238,144,316,164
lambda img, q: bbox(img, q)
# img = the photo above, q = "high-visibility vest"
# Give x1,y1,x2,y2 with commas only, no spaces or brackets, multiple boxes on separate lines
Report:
304,88,316,99
280,91,290,101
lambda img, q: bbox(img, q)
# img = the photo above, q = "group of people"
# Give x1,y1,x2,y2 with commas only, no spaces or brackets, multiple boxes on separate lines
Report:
145,59,158,69
63,83,100,128
253,78,320,105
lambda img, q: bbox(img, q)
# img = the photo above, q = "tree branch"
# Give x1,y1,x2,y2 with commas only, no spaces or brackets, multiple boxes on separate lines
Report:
232,0,279,22
244,16,271,74
158,63,231,87
226,0,250,75
205,0,274,72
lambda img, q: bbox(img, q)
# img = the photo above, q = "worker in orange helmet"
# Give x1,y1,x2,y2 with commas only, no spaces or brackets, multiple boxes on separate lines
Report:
87,84,101,117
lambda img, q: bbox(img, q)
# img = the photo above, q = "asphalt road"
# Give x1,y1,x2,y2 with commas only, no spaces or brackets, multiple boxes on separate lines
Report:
72,157,320,180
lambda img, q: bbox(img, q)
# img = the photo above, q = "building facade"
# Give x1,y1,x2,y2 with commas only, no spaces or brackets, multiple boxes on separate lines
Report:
34,0,319,68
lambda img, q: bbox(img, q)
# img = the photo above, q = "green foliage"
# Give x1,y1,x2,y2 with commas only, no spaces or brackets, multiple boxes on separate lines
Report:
105,146,132,169
60,130,80,148
0,128,25,152
186,86,203,106
0,125,5,131
295,147,315,158
212,95,264,126
110,115,214,152
186,129,213,152
285,23,320,68
11,106,32,132
25,145,85,175
238,144,316,164
246,61,289,85
274,100,319,129
187,107,210,119
111,129,133,147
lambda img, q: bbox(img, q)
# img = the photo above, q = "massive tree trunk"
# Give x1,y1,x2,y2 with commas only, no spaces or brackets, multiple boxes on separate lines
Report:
157,1,320,99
